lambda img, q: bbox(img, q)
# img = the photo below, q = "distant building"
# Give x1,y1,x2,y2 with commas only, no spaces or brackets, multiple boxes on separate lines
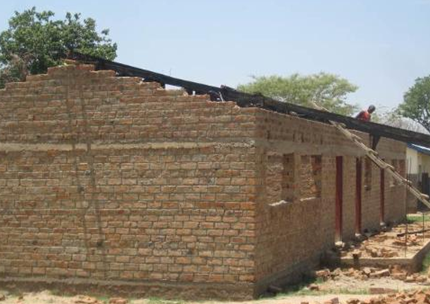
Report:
406,144,430,211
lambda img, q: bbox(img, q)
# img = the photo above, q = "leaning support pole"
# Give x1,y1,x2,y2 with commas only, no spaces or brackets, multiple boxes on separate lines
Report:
311,102,430,210
334,123,430,209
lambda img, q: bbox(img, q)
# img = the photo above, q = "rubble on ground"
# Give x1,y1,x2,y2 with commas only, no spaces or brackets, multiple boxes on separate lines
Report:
315,289,430,304
315,265,428,283
340,222,429,259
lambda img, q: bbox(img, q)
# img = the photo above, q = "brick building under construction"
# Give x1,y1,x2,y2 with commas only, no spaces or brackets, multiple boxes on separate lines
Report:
0,56,429,299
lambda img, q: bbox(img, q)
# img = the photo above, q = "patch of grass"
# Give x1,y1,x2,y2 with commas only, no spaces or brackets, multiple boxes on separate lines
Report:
48,290,109,303
0,288,25,299
407,214,430,224
278,290,321,297
279,287,369,298
268,276,321,297
327,288,370,295
48,289,74,297
94,295,110,303
262,274,371,299
79,294,110,303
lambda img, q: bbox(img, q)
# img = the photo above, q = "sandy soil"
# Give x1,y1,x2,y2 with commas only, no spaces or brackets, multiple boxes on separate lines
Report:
0,275,428,304
0,290,377,304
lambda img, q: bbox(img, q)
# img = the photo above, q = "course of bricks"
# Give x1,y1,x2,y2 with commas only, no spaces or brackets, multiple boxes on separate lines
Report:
0,64,406,299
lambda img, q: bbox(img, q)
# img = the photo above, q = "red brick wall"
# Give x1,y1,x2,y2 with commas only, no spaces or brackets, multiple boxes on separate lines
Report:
0,65,258,299
252,109,406,292
0,64,407,299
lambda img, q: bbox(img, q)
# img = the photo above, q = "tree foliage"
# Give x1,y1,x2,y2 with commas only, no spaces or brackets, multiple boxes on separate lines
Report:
0,7,117,88
237,73,359,116
398,75,430,132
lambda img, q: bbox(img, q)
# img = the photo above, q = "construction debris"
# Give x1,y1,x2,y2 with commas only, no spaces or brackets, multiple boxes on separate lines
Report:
340,221,428,260
341,289,430,304
315,266,428,283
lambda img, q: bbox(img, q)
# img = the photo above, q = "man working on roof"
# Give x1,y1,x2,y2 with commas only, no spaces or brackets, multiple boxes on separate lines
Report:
355,105,376,122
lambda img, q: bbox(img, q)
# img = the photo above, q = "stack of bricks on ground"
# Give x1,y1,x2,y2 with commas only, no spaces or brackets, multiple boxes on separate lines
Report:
342,221,427,259
315,265,429,284
0,63,407,299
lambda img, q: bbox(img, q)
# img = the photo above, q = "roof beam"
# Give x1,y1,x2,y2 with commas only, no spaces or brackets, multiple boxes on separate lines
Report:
67,51,430,148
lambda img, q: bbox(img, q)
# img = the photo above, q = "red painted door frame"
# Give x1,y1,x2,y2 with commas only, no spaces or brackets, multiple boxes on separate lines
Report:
335,156,343,241
380,169,385,223
355,158,362,234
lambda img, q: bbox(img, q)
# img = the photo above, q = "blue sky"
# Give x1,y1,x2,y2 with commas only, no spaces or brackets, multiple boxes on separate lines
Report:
1,0,430,111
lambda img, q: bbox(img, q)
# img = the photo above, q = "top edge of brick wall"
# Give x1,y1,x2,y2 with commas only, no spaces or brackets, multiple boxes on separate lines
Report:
253,106,406,153
0,64,157,91
0,63,406,153
0,64,255,111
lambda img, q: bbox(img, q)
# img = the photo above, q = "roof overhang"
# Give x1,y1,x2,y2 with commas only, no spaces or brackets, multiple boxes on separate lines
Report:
408,144,430,156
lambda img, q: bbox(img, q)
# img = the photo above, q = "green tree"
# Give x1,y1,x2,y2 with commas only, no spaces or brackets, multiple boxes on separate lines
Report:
0,7,117,88
237,73,359,115
398,75,430,132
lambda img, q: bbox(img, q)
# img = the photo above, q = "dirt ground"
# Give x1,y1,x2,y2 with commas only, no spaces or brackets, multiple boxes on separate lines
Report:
0,274,428,304
0,290,379,304
316,272,428,291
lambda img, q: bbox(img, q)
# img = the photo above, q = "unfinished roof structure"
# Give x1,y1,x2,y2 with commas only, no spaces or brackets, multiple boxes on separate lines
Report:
67,52,430,149
0,55,428,299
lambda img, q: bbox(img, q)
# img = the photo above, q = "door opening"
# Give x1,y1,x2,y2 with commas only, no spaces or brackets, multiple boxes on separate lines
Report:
335,156,343,241
380,169,385,223
355,158,362,234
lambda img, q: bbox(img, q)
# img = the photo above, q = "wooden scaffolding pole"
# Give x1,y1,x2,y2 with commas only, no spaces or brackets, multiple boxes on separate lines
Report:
311,102,430,210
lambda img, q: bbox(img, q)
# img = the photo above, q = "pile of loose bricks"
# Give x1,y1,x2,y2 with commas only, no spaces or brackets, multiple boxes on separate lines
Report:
303,289,430,304
315,266,428,284
0,63,407,299
342,222,426,259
